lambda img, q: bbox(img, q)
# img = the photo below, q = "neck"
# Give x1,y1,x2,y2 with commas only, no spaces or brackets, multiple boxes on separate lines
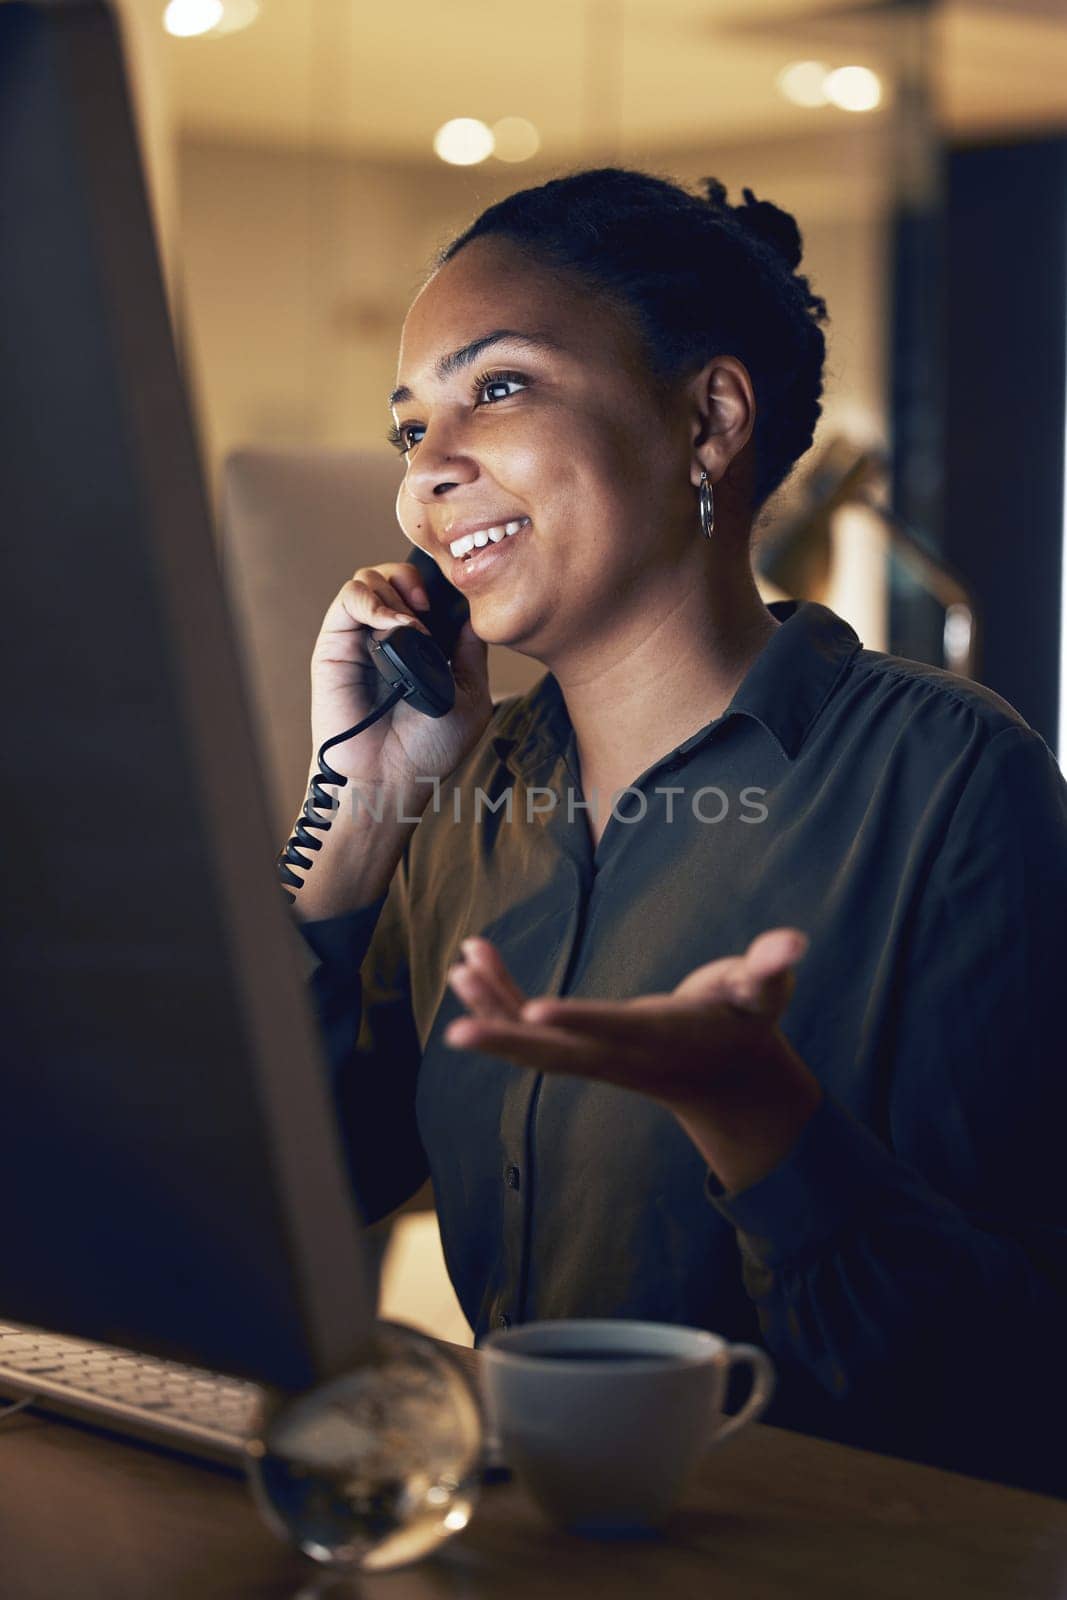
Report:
548,556,780,796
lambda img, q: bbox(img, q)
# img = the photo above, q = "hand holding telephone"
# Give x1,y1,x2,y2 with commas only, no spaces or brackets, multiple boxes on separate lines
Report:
277,546,484,903
365,545,470,717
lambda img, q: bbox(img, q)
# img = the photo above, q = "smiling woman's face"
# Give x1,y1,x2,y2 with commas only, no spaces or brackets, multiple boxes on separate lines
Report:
392,235,700,659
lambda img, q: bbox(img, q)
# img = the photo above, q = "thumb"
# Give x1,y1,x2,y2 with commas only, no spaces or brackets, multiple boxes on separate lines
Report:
746,928,810,980
730,928,809,1019
674,928,809,1010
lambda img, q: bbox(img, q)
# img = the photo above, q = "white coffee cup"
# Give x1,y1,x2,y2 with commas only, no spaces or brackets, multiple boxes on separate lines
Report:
480,1318,775,1535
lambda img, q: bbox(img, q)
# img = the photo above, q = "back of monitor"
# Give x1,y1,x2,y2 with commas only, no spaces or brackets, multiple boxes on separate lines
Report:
0,1,374,1391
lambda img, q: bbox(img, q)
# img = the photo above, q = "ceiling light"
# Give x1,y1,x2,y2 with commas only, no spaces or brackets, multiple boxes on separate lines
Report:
824,65,883,114
776,61,830,109
490,117,541,164
211,0,259,34
433,119,494,167
163,0,223,37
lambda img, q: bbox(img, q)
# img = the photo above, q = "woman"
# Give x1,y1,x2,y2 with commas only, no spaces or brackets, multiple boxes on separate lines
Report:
289,168,1067,1495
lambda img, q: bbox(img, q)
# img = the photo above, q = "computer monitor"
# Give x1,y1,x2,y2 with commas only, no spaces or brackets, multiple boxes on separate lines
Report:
0,0,375,1392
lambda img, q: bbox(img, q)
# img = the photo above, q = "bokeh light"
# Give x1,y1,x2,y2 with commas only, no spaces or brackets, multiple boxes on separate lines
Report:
163,0,223,38
433,119,495,166
776,61,830,109
490,117,541,163
212,0,260,35
824,65,883,113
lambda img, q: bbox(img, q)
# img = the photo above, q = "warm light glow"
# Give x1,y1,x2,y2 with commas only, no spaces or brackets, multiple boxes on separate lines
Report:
824,65,883,113
776,61,830,109
1059,336,1067,771
212,0,259,34
943,604,974,675
163,0,223,37
491,117,541,163
443,1507,470,1532
433,119,494,166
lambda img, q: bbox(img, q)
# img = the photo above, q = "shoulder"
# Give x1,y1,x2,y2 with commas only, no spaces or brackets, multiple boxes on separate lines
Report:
841,651,1066,847
816,633,1065,827
843,645,1034,745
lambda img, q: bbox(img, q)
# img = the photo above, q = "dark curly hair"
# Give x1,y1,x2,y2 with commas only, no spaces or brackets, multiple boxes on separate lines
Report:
433,166,828,512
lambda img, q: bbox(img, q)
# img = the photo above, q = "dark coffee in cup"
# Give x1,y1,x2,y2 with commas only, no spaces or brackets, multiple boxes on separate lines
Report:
527,1349,665,1363
481,1318,776,1535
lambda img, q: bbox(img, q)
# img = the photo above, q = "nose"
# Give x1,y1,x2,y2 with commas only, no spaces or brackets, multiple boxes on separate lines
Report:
396,449,479,549
401,408,483,505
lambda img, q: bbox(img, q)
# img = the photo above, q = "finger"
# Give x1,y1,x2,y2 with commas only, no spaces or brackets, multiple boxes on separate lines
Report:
358,578,411,619
458,938,528,1012
672,930,808,1013
363,561,433,613
447,961,520,1023
726,967,796,1020
725,930,808,1019
517,992,777,1075
345,578,430,636
673,953,749,1005
443,1015,614,1081
744,927,809,979
517,995,696,1055
354,572,433,635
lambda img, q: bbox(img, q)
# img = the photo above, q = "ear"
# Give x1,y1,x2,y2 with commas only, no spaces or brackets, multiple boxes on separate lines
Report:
688,356,756,489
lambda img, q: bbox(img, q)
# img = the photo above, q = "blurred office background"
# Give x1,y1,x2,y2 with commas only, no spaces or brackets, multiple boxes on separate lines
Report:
112,0,1067,1345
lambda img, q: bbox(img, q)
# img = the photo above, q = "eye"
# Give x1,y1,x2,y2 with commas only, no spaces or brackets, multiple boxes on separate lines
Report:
385,368,529,454
385,421,416,453
472,368,528,403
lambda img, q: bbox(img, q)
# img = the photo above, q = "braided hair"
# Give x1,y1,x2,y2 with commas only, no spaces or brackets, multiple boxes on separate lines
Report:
434,167,828,512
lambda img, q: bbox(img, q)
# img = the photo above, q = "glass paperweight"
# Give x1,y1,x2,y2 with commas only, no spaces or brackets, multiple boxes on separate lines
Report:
244,1321,484,1574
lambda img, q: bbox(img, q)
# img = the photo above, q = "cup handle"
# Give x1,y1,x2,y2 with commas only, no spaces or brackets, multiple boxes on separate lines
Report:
709,1343,776,1448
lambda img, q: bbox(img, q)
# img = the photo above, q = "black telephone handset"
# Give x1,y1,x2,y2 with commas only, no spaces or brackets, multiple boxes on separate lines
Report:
365,544,470,718
277,546,471,902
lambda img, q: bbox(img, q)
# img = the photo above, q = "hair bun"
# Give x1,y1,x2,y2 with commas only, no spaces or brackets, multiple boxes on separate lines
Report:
699,178,804,271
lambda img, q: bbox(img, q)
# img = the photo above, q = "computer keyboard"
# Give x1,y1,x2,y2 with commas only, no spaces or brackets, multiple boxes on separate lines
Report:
0,1320,263,1464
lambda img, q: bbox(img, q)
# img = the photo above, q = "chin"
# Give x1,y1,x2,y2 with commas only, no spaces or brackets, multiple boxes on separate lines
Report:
468,598,546,658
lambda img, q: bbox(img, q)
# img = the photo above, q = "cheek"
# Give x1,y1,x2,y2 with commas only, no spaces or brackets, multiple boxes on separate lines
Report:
395,481,425,543
578,404,656,501
523,410,626,492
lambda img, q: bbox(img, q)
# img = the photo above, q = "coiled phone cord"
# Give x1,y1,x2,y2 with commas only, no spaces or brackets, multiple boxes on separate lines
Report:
276,683,405,903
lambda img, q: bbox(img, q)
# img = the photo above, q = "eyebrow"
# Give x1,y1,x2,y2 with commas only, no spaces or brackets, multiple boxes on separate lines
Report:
388,329,563,410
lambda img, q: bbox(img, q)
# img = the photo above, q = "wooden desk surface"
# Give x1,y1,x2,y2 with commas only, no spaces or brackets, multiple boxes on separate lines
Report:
1,1349,1065,1600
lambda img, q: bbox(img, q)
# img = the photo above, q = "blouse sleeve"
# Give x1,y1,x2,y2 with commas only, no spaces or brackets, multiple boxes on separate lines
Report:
705,725,1067,1496
293,840,429,1226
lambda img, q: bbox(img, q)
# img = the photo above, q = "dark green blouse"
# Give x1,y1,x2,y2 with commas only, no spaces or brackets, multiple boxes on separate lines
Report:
297,599,1067,1496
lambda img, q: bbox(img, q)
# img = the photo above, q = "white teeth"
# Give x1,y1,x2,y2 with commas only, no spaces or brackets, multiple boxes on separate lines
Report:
449,516,529,559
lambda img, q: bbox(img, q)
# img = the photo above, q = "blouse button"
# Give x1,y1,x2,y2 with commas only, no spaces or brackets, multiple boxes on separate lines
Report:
496,1312,512,1330
504,1164,521,1190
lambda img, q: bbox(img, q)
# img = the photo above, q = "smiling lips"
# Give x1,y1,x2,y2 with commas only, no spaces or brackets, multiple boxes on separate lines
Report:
448,517,530,559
